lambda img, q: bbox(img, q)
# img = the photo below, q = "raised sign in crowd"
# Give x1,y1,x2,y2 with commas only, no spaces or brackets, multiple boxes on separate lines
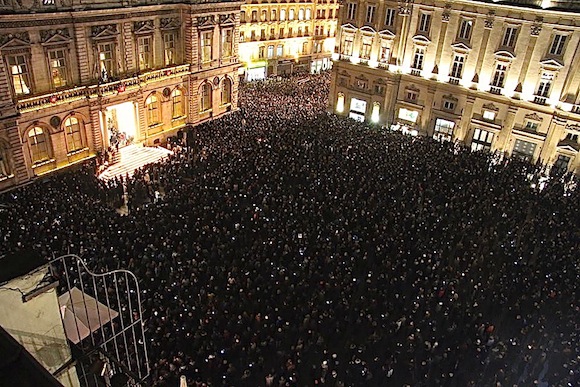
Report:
1,73,578,386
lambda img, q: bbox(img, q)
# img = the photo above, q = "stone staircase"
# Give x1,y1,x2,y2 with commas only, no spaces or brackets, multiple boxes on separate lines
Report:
98,144,172,181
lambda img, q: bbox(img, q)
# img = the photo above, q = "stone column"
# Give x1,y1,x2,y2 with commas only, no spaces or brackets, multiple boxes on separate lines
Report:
540,115,567,164
493,105,518,152
394,1,412,67
431,4,450,79
513,18,542,99
471,12,494,89
455,95,475,142
420,84,436,135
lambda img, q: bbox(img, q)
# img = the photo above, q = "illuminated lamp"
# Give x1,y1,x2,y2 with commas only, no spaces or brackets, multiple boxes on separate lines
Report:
117,83,126,93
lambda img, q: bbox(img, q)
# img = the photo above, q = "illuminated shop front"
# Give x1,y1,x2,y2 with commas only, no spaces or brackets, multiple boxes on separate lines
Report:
391,107,419,136
349,98,367,122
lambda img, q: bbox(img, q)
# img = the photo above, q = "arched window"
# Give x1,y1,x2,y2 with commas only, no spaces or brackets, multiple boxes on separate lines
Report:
221,78,232,105
299,8,304,20
305,8,311,20
28,127,49,163
146,94,160,126
0,143,10,178
172,88,184,118
200,83,212,112
64,116,84,152
261,10,267,21
289,8,295,20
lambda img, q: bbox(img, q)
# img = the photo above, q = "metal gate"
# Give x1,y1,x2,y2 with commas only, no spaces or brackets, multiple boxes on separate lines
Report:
49,254,149,386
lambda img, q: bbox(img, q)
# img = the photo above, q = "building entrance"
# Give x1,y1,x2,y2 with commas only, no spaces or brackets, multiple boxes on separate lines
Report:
104,102,138,149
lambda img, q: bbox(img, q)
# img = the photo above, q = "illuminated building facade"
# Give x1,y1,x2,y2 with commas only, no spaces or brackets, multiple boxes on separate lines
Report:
330,0,580,174
238,0,339,80
0,0,243,191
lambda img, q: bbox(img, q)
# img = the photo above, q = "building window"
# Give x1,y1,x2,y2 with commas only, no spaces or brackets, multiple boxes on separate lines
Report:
524,121,539,131
302,41,309,54
271,9,277,21
97,42,115,80
549,34,567,56
482,110,496,121
0,147,10,178
406,89,418,102
48,49,68,88
63,116,83,152
418,12,431,33
412,47,425,70
502,27,518,48
200,31,212,63
360,37,372,59
280,9,286,21
471,128,494,151
258,46,265,59
261,10,267,22
171,88,184,118
346,3,357,20
336,92,345,113
553,154,570,173
267,45,274,59
138,36,153,70
380,41,390,63
7,54,31,95
341,34,354,56
251,10,257,22
277,45,283,57
458,19,473,40
385,8,396,26
240,11,246,22
537,72,553,97
240,32,245,43
434,118,455,142
146,94,160,126
200,83,212,112
371,102,380,123
222,29,233,58
299,8,304,20
306,8,311,20
450,55,465,79
221,78,232,105
289,9,295,21
163,32,176,66
28,127,49,163
366,5,376,24
443,99,456,111
512,139,537,162
491,63,507,88
374,83,385,95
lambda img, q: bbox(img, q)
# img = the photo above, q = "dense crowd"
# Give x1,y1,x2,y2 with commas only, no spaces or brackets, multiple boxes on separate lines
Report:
1,72,579,387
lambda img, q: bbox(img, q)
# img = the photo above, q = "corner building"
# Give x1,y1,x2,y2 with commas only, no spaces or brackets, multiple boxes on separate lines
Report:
330,0,580,174
0,0,243,191
238,0,339,80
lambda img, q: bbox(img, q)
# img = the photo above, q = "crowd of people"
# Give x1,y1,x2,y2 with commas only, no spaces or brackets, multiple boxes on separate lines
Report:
1,72,578,386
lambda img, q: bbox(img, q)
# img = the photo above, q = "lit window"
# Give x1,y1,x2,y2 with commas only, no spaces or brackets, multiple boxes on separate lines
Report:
371,102,380,123
336,92,345,113
146,94,161,125
434,118,455,141
138,36,153,70
200,31,212,63
200,83,212,112
64,117,83,152
171,88,184,118
450,55,464,79
483,110,496,121
458,19,473,40
28,127,49,163
491,63,507,88
222,29,233,58
471,128,494,152
412,47,424,70
502,27,518,48
7,54,31,95
549,34,567,56
163,32,176,66
221,78,232,105
48,49,67,88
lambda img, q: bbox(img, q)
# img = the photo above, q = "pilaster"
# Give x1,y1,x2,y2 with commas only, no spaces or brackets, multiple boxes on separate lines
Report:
455,95,475,142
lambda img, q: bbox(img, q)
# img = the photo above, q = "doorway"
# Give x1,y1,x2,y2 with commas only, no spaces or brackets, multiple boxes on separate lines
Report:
104,102,138,149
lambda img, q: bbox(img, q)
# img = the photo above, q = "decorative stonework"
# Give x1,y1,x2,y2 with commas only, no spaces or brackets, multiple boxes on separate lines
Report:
566,124,580,132
525,112,543,121
40,28,70,43
483,102,499,111
161,17,180,30
195,15,216,28
0,32,30,47
219,14,235,25
442,3,451,22
134,20,154,34
398,1,411,16
531,17,543,36
484,11,495,29
91,24,118,38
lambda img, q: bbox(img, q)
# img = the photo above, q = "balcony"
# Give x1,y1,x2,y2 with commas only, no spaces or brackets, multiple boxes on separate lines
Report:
16,64,191,113
410,69,421,77
448,77,460,85
489,86,502,95
533,96,547,105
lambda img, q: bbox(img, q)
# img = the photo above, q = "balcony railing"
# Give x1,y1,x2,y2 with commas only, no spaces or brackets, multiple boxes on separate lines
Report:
572,105,580,114
410,69,421,76
489,86,502,95
448,77,460,85
533,96,547,105
16,64,190,113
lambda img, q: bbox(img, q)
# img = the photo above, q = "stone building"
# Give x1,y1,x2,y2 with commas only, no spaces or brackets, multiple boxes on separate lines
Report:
330,0,580,174
0,0,243,191
238,0,339,80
